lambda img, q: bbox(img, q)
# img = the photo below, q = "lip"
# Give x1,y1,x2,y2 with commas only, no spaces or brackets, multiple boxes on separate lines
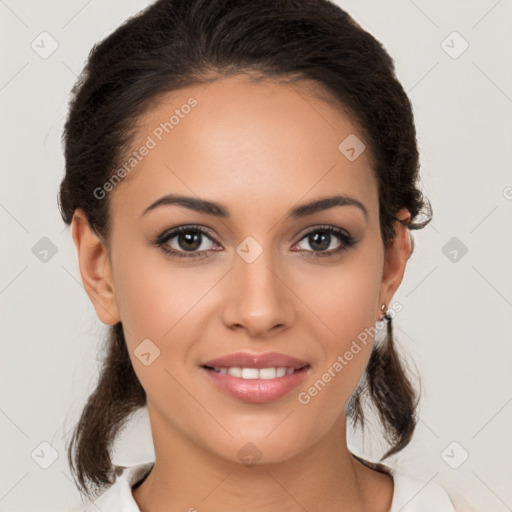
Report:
200,365,311,403
201,351,310,369
200,351,311,403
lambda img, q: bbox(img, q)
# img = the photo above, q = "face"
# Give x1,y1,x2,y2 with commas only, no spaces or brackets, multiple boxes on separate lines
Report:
73,74,411,466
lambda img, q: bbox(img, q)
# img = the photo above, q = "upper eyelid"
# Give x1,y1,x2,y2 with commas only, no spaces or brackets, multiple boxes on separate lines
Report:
158,224,351,247
160,225,219,243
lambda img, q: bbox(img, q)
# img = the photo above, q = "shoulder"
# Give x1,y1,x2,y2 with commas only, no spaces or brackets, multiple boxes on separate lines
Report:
352,455,475,512
73,462,154,512
388,467,458,512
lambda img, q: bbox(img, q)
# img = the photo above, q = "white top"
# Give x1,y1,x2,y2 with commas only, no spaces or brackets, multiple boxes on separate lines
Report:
75,461,463,512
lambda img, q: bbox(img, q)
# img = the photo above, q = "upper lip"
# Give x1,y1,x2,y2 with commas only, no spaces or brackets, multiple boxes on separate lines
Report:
201,351,310,369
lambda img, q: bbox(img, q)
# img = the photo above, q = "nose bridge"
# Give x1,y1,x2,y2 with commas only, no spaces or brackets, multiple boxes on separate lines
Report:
223,237,294,335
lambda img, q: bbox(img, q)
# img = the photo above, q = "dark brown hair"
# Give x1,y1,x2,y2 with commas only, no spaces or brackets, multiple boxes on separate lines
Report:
58,0,431,501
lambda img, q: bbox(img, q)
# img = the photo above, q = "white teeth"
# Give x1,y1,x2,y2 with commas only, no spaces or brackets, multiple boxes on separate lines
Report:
276,367,286,378
241,368,259,379
227,367,242,377
259,368,277,379
215,367,296,379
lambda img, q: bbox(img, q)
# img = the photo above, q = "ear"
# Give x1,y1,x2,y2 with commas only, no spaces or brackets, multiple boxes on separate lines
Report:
71,209,120,325
378,208,412,317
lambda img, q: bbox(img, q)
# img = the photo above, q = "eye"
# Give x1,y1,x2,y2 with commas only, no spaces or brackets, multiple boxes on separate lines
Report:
292,225,356,259
155,225,220,260
154,224,357,261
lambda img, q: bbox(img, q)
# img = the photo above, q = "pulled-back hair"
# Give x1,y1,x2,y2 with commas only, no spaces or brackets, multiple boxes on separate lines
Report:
58,0,431,501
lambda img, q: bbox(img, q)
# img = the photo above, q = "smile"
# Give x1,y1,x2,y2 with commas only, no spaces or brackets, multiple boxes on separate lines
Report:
200,364,311,403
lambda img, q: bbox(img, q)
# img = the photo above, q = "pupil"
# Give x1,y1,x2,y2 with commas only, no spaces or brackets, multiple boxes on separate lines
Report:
310,231,330,251
179,231,201,251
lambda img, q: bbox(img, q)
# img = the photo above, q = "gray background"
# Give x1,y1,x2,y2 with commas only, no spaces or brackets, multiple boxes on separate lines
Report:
1,0,511,510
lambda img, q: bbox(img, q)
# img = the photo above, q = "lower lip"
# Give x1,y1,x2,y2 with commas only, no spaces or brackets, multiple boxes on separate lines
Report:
201,366,311,403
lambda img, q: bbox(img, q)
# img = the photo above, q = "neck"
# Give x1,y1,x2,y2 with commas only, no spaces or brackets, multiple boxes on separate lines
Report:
132,407,393,512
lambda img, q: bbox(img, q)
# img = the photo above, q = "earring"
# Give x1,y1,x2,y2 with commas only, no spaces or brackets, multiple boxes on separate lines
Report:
380,304,392,322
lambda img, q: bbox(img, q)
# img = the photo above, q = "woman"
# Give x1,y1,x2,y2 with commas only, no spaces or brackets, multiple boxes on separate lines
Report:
59,0,470,510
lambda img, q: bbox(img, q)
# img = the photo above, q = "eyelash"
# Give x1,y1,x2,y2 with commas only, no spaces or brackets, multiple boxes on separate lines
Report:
154,224,357,261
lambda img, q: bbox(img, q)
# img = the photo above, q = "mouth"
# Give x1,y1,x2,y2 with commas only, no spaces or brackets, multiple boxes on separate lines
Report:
199,352,311,403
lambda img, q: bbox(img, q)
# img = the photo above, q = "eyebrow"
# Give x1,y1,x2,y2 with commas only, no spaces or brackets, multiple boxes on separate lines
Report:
141,193,368,221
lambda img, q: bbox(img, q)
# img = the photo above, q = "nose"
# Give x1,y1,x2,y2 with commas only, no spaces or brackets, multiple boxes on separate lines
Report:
221,247,295,339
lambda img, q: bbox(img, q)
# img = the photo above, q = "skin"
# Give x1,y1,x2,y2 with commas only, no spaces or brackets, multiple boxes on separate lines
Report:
72,75,412,512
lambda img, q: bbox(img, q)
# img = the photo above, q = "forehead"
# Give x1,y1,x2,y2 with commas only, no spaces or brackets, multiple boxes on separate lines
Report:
110,75,378,223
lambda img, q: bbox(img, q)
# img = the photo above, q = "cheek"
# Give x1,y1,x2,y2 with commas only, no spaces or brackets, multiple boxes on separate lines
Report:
294,249,382,405
111,237,212,339
301,251,383,344
294,285,378,434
